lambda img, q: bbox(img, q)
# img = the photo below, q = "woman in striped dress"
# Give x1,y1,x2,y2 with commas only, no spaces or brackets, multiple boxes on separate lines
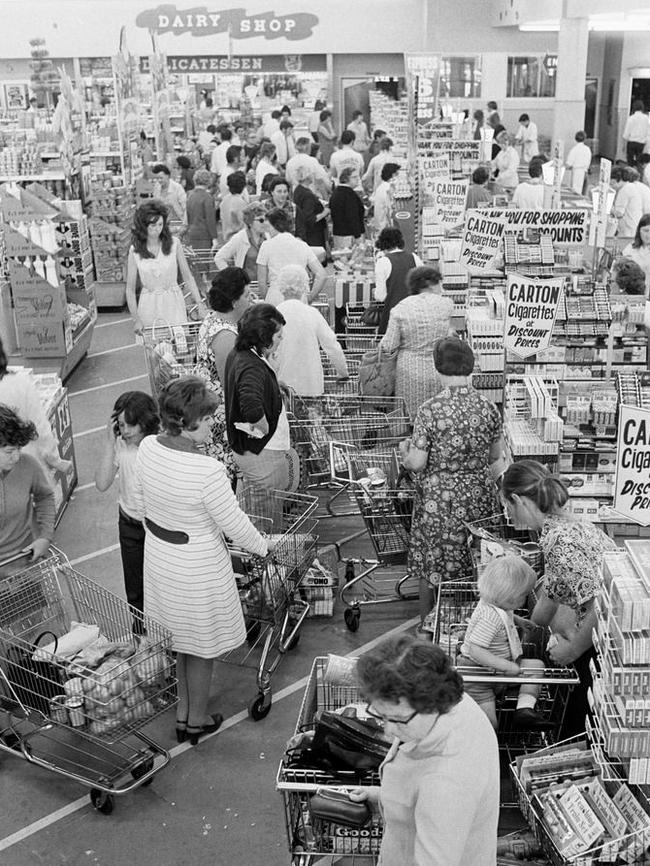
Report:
133,377,268,745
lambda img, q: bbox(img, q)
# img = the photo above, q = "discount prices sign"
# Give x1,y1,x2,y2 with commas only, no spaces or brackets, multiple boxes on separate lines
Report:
614,405,650,526
431,178,469,229
504,273,563,358
460,211,509,271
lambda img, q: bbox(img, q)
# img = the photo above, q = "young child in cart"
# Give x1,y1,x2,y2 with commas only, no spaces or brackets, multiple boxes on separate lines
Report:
95,392,160,630
459,555,552,731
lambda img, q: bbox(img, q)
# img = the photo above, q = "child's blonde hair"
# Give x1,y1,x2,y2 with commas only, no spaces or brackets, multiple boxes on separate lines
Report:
478,555,536,609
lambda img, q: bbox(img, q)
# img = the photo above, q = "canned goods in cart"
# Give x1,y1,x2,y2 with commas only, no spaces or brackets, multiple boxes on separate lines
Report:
49,694,69,724
65,697,85,727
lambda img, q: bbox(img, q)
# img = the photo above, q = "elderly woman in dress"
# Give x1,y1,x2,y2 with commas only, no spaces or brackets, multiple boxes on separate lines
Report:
274,265,348,397
379,265,454,421
133,377,268,745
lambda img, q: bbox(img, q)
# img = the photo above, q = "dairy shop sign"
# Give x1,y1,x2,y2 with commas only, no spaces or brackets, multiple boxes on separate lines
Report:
136,5,319,40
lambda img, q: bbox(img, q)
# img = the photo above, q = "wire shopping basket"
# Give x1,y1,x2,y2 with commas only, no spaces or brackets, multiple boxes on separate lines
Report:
141,319,203,396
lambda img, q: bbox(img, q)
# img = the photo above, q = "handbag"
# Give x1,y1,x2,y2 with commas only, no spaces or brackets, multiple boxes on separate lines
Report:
5,631,65,714
311,709,390,772
358,346,398,398
309,788,371,828
360,302,384,328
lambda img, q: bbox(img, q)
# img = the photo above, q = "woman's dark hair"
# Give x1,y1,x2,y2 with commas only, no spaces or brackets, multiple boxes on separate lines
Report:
176,155,191,170
261,172,278,194
158,376,219,436
280,104,292,116
268,175,290,196
614,257,646,294
519,113,530,123
0,337,7,379
528,161,543,179
379,136,393,151
372,128,386,141
0,404,37,448
472,166,490,185
319,109,332,122
434,337,475,376
638,153,650,167
314,99,326,112
473,109,484,122
258,142,276,162
209,267,251,312
131,200,173,257
407,265,442,294
501,459,569,514
235,303,286,354
111,391,160,436
375,227,404,251
266,208,291,233
152,163,171,177
380,162,401,182
227,170,247,195
356,634,463,716
632,99,645,113
632,213,650,249
338,167,357,185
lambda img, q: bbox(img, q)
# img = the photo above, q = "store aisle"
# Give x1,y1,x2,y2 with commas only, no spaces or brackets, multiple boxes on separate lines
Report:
0,310,417,865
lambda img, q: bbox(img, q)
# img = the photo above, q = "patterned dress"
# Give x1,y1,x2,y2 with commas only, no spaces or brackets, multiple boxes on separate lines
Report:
379,293,454,420
409,386,502,585
194,313,238,483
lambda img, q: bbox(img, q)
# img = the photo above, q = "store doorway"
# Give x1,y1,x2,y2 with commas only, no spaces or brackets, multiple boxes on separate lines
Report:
631,78,650,111
340,77,372,130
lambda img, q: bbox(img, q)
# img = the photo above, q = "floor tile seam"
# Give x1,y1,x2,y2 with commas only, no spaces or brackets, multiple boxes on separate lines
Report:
68,374,148,397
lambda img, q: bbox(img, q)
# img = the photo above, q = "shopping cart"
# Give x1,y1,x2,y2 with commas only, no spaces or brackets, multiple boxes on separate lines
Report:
183,243,217,288
320,332,382,396
432,579,578,755
221,488,319,720
276,656,383,864
328,441,418,633
0,549,176,815
465,512,544,583
142,319,203,396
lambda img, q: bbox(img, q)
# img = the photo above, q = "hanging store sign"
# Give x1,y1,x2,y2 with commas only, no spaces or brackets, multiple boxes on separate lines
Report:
426,140,481,174
614,405,650,526
460,211,508,271
504,273,563,359
136,6,319,40
419,154,450,195
499,209,590,246
139,54,327,73
430,178,469,229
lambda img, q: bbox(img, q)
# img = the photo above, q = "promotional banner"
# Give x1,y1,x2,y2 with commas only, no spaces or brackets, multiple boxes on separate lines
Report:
460,211,508,271
500,209,589,246
613,404,650,526
427,139,481,174
504,273,563,358
431,178,469,229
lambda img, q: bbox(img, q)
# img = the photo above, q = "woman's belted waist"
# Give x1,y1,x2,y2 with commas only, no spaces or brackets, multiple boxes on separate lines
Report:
144,517,189,545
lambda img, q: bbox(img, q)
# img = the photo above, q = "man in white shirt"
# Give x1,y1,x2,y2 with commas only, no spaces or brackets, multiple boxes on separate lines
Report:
362,136,393,192
347,110,370,158
565,131,592,195
270,120,297,169
628,166,650,214
219,145,243,197
611,165,643,238
514,113,539,163
261,110,281,142
623,100,649,167
285,137,331,197
372,162,400,232
257,209,327,305
151,164,186,225
511,160,545,209
210,126,232,178
329,130,364,182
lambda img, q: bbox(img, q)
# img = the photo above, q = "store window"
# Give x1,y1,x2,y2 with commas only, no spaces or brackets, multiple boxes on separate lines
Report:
439,56,481,99
507,55,557,98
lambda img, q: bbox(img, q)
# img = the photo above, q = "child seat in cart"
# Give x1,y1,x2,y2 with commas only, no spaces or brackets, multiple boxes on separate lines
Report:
277,657,384,864
328,440,417,633
0,549,177,815
224,488,319,720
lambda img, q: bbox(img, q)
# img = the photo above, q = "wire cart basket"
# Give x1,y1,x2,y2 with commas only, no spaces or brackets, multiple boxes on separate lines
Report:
222,488,319,720
0,550,177,815
276,656,383,864
328,441,418,633
465,512,545,583
432,579,579,756
142,319,203,396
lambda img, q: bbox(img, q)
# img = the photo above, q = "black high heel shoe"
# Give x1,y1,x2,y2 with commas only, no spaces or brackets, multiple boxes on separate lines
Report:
175,720,188,744
186,713,224,746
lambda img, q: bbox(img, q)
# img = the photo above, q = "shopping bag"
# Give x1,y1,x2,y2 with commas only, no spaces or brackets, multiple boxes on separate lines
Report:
5,631,65,714
311,709,390,771
358,346,397,398
360,302,384,328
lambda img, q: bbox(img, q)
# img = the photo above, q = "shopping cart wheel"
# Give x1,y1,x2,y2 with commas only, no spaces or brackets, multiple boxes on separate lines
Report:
248,691,272,721
90,789,114,815
131,757,155,786
344,607,360,632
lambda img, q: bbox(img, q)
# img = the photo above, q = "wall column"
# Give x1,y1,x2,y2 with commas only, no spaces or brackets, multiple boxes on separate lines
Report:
552,16,589,154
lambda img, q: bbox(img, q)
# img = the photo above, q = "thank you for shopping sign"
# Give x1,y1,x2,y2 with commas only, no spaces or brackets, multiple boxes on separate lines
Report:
504,273,563,358
431,178,469,229
614,405,650,526
460,211,508,271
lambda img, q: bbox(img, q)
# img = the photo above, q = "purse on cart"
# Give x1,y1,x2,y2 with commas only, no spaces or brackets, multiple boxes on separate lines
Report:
358,346,397,399
5,631,65,714
309,788,371,828
360,302,384,328
311,710,390,772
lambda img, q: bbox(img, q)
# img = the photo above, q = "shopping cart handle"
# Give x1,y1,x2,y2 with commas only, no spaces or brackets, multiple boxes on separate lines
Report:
0,550,33,569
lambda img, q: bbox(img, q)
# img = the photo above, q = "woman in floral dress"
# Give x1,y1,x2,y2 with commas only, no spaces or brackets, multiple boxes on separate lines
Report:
399,338,504,634
194,268,252,486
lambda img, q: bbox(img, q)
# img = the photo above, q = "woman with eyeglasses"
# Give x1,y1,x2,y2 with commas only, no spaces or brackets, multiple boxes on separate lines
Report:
126,200,206,335
500,460,616,738
349,634,499,866
214,201,268,282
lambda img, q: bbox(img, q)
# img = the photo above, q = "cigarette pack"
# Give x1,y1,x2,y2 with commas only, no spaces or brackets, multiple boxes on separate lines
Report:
559,785,605,850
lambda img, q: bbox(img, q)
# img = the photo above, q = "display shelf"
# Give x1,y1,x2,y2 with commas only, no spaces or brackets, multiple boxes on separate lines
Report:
0,173,66,182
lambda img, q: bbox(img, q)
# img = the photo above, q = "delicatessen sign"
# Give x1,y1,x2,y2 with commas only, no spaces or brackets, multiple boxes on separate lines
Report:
504,273,563,358
614,406,650,526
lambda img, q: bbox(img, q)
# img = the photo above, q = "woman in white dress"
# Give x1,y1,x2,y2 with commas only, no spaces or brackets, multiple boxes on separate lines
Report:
126,200,206,335
133,377,268,745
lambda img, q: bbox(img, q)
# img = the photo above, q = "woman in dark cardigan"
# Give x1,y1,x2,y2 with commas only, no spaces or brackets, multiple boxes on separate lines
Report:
293,165,329,249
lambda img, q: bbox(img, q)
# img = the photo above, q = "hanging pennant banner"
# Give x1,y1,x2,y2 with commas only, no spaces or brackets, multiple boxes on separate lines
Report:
431,177,469,229
460,211,508,271
504,272,563,358
613,404,650,526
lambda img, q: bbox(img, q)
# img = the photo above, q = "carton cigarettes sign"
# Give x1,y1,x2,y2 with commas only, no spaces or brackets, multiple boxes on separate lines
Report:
614,405,650,526
460,211,508,271
504,273,563,358
431,178,469,229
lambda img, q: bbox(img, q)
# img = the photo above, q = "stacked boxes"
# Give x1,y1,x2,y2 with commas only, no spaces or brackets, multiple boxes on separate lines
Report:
56,215,94,292
89,184,134,283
